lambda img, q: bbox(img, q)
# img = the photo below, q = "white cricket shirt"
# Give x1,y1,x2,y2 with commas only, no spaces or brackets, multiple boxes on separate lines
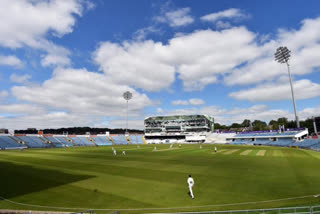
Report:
187,177,194,187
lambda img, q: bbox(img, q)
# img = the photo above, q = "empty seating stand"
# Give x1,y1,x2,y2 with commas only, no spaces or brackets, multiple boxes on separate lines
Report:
111,135,128,145
0,136,26,149
70,137,93,146
253,138,271,145
232,140,253,145
54,136,74,147
268,138,293,146
292,139,319,148
92,136,112,146
130,135,144,144
18,136,49,148
44,136,65,148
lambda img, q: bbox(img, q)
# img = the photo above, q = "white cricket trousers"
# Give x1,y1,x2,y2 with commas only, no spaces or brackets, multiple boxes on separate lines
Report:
189,185,194,198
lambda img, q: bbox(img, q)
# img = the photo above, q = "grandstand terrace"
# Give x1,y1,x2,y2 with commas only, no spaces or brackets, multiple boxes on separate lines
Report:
0,128,319,151
0,133,145,150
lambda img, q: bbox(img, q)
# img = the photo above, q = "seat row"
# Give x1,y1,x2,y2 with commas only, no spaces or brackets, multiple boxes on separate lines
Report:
0,135,145,149
231,138,320,150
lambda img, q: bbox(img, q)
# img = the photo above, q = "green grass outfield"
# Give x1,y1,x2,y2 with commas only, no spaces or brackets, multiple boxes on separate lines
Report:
0,144,319,213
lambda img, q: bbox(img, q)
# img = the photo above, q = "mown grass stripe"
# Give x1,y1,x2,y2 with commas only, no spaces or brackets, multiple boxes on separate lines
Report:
153,148,179,152
256,150,266,156
273,150,284,157
240,150,252,155
223,149,239,154
216,149,227,153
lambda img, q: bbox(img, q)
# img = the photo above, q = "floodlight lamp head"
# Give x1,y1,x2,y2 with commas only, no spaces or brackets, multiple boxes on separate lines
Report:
275,46,291,64
123,91,133,101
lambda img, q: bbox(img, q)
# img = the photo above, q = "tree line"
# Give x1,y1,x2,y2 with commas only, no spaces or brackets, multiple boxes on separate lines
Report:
14,127,144,135
214,117,317,134
14,117,317,135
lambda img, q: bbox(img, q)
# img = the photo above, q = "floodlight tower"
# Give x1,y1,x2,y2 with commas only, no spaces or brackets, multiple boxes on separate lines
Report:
123,91,133,135
274,46,300,128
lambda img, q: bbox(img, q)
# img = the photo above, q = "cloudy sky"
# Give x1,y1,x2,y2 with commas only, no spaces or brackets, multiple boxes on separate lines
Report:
0,0,319,131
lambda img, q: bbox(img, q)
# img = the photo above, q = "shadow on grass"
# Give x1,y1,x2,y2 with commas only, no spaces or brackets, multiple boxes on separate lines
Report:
0,161,94,199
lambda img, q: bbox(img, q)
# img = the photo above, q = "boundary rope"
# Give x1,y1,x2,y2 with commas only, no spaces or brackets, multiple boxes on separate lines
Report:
0,194,318,211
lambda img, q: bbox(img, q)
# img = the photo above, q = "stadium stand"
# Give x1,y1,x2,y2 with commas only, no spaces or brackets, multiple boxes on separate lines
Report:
10,135,23,143
69,136,86,146
54,136,74,147
0,127,318,151
231,139,253,145
111,135,128,145
310,142,320,151
0,135,26,149
44,136,66,148
69,136,94,146
253,138,271,145
268,138,293,146
130,135,144,144
292,139,319,148
92,136,113,146
18,136,49,148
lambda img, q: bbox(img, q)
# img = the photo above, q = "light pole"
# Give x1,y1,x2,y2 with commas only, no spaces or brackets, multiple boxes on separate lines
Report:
123,91,133,135
274,46,300,128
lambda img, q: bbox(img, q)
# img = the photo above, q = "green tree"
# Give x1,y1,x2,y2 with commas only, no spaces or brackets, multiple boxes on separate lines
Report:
277,117,288,126
230,123,241,128
269,120,278,130
252,120,268,131
241,119,251,127
300,118,315,134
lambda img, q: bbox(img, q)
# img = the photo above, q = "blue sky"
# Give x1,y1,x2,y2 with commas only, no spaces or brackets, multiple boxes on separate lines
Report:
0,0,319,130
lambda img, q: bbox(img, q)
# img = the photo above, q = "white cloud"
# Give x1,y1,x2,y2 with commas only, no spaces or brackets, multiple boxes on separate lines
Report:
0,55,23,68
11,68,153,117
95,16,319,92
0,111,103,131
172,100,189,106
155,7,194,27
156,108,164,114
0,90,8,98
189,98,205,105
0,67,154,130
201,8,247,23
0,0,83,48
108,119,145,130
94,27,259,91
133,26,161,41
172,98,205,106
0,104,46,115
225,17,320,85
0,0,89,67
229,79,320,101
40,41,71,67
94,40,176,91
298,107,320,120
10,73,31,84
215,21,232,29
158,104,319,125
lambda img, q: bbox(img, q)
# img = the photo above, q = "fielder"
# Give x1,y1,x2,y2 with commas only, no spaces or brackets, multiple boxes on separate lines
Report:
122,151,126,155
113,149,117,156
214,146,217,153
187,175,195,199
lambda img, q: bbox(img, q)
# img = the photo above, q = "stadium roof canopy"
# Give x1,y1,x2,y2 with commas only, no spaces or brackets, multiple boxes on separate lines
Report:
145,115,213,122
